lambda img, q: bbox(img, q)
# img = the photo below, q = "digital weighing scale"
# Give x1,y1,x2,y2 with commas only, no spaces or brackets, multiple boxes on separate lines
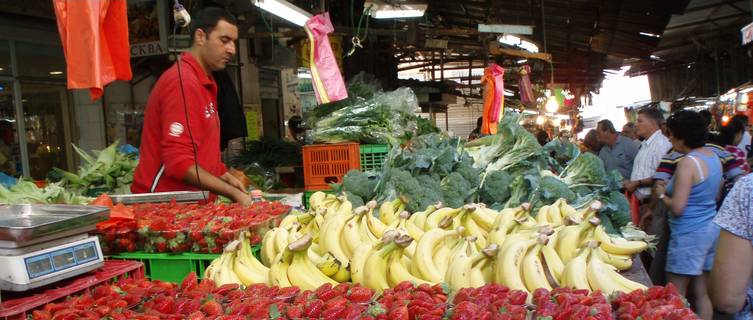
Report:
0,204,109,294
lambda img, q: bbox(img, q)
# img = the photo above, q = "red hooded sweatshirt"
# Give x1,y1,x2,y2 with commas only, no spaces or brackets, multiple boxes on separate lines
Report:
131,52,227,199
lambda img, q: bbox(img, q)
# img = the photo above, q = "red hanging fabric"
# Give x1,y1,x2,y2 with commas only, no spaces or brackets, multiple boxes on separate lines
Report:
519,65,535,107
53,0,132,101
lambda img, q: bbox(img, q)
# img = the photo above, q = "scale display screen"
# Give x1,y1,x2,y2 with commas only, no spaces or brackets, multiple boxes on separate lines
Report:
24,241,99,279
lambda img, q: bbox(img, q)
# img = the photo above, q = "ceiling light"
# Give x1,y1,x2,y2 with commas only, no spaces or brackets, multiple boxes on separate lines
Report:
722,115,730,124
639,32,661,38
517,59,528,64
49,71,63,75
252,0,312,27
498,34,539,53
0,67,4,71
365,1,427,19
545,95,559,113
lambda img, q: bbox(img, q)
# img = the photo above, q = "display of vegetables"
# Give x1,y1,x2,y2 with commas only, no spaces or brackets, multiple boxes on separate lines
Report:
94,196,291,254
47,141,138,196
0,179,91,204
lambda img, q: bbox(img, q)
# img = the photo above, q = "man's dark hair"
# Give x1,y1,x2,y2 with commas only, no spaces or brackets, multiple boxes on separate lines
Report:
189,7,237,45
288,115,305,134
699,109,712,128
666,110,706,149
638,107,665,125
596,119,616,133
719,115,747,146
732,114,749,127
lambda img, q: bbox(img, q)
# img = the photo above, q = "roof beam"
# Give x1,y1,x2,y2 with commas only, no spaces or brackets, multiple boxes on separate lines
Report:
665,12,749,30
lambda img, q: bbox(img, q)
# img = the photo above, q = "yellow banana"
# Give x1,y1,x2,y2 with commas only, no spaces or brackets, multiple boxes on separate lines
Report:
367,207,390,237
536,205,551,225
274,226,290,254
433,238,460,279
286,235,338,291
414,227,462,282
522,236,552,292
556,217,600,263
541,230,565,284
593,246,633,270
316,253,340,277
268,250,292,287
424,207,463,230
578,200,603,221
341,207,369,259
320,207,353,267
460,209,488,249
470,245,497,288
260,228,279,267
379,198,403,225
234,232,270,286
495,236,537,292
332,264,351,282
359,211,380,245
558,199,578,219
594,225,648,255
363,242,399,290
387,235,433,287
547,205,563,226
350,242,375,285
561,248,591,290
587,247,647,294
471,206,498,231
308,191,327,211
446,237,481,291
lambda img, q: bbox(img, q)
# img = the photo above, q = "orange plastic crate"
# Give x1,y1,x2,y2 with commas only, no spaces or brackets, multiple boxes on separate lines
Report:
303,142,361,190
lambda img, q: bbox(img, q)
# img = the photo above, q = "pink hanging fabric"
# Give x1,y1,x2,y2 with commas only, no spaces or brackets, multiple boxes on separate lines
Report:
304,13,348,104
519,65,535,106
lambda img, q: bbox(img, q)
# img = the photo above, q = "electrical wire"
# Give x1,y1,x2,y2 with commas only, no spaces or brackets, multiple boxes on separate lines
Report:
173,0,207,202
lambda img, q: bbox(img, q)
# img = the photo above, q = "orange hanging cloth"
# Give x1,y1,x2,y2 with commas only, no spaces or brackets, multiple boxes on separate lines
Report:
481,64,505,135
53,0,132,101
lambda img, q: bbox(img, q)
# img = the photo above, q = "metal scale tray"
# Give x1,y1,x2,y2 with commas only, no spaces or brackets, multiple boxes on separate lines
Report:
0,205,109,249
110,191,209,204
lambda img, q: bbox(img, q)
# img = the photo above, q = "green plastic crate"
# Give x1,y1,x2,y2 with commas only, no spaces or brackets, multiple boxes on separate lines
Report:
110,245,260,283
359,144,389,172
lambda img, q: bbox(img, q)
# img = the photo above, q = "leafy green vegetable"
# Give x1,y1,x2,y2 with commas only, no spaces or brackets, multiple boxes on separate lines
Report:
440,172,475,208
0,180,91,204
47,141,138,196
539,175,577,204
340,170,378,200
558,152,607,188
543,138,580,173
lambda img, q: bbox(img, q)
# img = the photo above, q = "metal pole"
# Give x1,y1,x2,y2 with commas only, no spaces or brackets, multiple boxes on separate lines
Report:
9,41,29,177
440,52,445,81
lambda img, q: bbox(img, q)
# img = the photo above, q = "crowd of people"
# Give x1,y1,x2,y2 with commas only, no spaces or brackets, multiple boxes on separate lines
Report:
581,109,753,319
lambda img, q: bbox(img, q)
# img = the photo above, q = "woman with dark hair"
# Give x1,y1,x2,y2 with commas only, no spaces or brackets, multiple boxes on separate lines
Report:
719,116,752,173
655,110,723,320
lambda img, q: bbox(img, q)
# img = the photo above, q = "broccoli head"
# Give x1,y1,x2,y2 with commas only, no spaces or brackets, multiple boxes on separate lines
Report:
539,175,577,203
454,161,482,187
387,168,442,212
480,170,512,206
440,172,475,208
341,170,378,200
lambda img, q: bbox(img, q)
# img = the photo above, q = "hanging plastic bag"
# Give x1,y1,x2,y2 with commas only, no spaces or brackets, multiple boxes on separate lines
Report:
481,64,505,135
305,12,348,104
52,0,132,101
519,65,535,106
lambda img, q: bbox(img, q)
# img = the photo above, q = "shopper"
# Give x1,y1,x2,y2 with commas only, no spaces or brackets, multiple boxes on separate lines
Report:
596,119,640,179
625,108,672,200
719,116,752,173
734,115,752,159
710,173,753,319
621,121,638,140
655,110,722,320
469,117,483,140
582,129,603,154
131,8,252,204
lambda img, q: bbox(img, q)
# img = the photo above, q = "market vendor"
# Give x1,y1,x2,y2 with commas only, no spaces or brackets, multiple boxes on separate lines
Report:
131,8,252,205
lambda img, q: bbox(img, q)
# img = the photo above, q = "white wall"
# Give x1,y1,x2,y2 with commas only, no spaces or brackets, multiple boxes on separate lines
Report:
71,90,106,153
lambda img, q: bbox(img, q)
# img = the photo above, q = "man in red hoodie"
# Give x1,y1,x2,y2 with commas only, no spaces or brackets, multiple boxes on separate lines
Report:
132,7,251,205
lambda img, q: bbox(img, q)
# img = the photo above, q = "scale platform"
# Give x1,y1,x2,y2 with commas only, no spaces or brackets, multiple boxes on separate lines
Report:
0,204,108,292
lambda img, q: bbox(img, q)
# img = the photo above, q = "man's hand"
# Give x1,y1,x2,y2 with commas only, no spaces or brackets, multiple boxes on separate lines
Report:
623,180,640,193
221,171,247,192
233,191,254,206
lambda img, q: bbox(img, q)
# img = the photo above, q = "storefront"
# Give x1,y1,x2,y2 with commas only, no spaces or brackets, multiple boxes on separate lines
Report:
0,38,75,179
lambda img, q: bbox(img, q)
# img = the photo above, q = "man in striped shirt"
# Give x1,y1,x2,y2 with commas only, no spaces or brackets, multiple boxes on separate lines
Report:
624,108,672,200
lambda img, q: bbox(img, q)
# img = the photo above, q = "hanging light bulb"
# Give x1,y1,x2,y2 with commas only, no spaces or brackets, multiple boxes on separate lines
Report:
536,115,546,125
545,95,559,113
722,115,730,124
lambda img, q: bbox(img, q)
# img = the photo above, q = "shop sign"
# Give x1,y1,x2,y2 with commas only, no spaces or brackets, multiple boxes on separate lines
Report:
742,22,753,45
131,41,166,57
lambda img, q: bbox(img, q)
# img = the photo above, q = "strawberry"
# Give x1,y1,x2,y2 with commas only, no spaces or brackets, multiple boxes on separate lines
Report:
387,305,409,320
201,300,223,316
186,311,205,320
305,299,325,318
31,310,52,320
347,286,374,303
